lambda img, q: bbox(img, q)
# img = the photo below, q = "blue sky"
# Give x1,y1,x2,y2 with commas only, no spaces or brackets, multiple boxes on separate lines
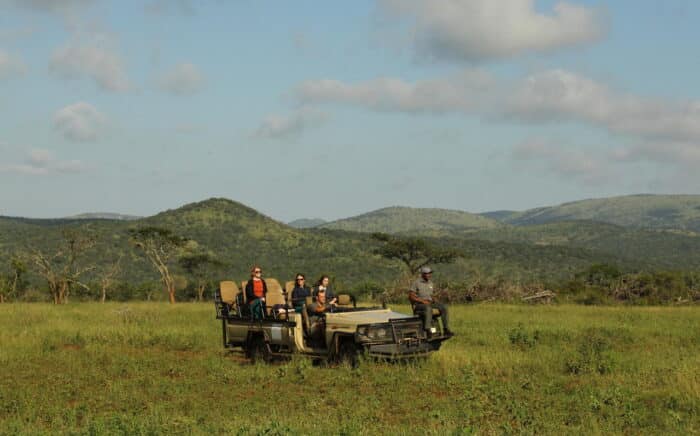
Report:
1,0,699,222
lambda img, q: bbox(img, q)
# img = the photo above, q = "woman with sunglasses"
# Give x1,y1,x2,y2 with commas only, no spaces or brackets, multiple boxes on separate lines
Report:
290,273,310,312
245,265,267,320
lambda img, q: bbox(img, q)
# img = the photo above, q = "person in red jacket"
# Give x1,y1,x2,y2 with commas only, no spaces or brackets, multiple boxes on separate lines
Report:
245,265,267,320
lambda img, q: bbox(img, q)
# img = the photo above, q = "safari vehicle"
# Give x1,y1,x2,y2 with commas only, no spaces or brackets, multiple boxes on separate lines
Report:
213,278,452,364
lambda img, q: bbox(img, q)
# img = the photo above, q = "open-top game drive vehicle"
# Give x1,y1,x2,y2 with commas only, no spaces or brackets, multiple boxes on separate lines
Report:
214,278,452,364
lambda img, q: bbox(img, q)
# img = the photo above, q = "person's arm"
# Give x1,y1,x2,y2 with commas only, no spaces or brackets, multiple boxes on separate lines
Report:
245,280,254,302
327,286,337,305
408,291,429,305
408,282,430,305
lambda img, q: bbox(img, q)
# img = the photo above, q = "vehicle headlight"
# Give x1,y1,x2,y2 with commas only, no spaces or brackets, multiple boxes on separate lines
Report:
357,325,392,341
372,328,388,339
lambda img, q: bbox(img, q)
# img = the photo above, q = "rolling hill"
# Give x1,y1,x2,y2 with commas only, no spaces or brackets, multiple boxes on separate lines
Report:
288,218,326,229
3,196,700,302
320,206,503,237
485,194,700,232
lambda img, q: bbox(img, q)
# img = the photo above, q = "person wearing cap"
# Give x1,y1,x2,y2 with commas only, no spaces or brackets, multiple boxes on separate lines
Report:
408,266,453,336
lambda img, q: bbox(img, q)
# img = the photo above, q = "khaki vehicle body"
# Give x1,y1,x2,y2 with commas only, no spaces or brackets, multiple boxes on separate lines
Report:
215,279,451,362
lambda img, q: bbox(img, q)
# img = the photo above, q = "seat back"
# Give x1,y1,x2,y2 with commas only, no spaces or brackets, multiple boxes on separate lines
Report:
301,304,311,336
265,278,287,317
337,293,355,308
219,281,239,305
284,280,295,294
240,281,248,303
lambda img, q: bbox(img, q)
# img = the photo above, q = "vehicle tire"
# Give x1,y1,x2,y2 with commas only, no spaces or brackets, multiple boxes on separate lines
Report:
337,340,360,368
246,335,270,363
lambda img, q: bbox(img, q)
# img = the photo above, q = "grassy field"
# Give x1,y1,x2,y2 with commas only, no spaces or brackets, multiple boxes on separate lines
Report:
0,303,698,435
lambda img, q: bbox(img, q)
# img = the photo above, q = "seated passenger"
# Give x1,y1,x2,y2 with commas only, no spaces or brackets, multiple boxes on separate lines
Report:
245,265,267,320
312,275,337,306
291,273,310,313
307,288,333,340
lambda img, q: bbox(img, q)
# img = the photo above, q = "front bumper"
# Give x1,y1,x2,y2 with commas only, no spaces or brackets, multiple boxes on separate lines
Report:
363,336,447,358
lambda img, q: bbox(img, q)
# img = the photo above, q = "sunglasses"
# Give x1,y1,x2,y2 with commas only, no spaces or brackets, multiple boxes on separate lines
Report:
254,270,262,274
296,278,305,281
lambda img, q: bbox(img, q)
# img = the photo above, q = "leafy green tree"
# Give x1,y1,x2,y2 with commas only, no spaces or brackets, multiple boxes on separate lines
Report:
129,227,188,304
371,233,460,274
178,252,225,301
0,257,27,303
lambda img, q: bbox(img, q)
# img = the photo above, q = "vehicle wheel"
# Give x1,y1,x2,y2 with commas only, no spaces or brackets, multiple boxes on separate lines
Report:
246,335,270,363
337,341,360,368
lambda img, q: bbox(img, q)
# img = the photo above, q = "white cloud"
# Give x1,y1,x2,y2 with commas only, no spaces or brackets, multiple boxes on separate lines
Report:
53,102,106,142
298,68,700,170
298,69,499,113
157,63,205,95
380,0,605,62
255,107,328,139
613,141,700,168
0,148,88,176
512,138,609,185
506,69,700,143
0,50,27,80
49,42,131,92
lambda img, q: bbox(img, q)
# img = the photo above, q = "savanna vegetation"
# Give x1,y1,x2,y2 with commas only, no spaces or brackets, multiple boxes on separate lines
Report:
1,197,700,305
0,303,697,434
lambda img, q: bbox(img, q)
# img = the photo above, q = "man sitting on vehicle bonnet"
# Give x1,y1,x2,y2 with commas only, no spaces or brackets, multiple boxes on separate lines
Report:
408,266,453,336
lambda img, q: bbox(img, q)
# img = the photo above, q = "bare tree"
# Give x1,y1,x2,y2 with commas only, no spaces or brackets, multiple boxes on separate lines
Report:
30,229,97,304
99,255,123,303
129,227,187,304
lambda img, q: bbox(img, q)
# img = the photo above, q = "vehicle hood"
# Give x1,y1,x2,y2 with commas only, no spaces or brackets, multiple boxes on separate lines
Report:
325,308,414,325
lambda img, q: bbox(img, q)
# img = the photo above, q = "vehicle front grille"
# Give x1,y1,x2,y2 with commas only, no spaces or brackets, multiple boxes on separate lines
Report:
393,321,423,340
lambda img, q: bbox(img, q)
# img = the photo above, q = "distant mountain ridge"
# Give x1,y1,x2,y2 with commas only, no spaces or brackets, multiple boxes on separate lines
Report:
320,206,502,237
288,218,326,228
485,194,700,232
67,213,142,221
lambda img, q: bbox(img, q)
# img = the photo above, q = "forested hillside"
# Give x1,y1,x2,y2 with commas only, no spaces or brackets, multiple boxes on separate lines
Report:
489,194,700,232
321,206,502,236
2,197,699,303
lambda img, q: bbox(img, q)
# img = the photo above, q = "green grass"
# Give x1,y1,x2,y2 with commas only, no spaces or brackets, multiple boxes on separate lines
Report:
0,303,698,435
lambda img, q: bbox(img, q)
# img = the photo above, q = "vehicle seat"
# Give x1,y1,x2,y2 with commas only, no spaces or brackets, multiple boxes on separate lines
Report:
265,278,289,319
219,281,241,316
336,293,355,308
301,304,311,337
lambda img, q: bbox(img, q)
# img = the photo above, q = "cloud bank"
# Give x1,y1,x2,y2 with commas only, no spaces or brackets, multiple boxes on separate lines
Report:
380,0,605,62
53,102,106,142
255,107,328,139
0,149,87,176
157,63,205,95
50,42,131,92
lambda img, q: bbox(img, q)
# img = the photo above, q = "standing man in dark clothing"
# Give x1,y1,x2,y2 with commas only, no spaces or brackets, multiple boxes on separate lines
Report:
408,266,453,336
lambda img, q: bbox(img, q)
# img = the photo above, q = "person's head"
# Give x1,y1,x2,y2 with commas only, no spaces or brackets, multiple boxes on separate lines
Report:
295,273,306,287
317,275,330,287
250,265,263,279
420,266,433,280
316,288,326,304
